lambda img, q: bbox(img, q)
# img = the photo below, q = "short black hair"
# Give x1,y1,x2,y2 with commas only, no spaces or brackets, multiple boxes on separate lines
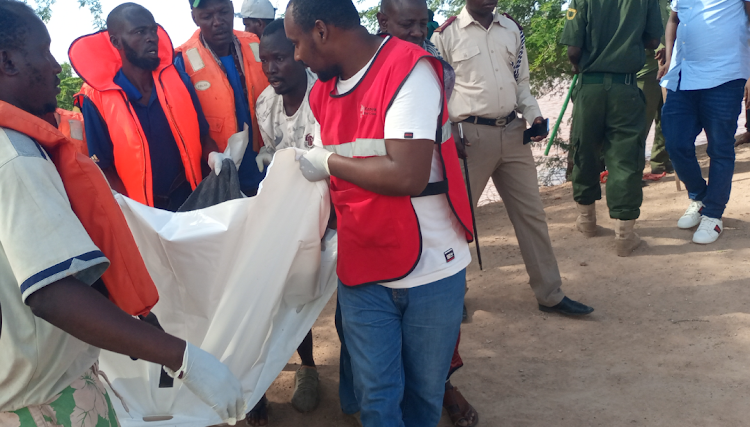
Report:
288,0,360,32
107,2,152,34
190,0,231,9
262,18,286,37
261,19,294,52
0,0,37,53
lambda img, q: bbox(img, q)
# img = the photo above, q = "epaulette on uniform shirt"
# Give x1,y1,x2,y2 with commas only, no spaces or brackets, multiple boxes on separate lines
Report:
502,13,523,31
433,16,457,34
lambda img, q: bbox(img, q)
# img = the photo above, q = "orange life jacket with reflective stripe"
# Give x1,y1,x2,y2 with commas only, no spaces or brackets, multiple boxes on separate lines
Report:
69,27,204,207
55,108,87,156
309,37,474,287
0,101,158,316
176,30,269,153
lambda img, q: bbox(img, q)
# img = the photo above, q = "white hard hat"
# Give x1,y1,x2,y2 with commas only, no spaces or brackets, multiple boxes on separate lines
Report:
240,0,276,19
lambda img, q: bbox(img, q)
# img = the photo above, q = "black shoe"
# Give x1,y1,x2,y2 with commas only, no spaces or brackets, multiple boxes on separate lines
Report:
539,296,594,316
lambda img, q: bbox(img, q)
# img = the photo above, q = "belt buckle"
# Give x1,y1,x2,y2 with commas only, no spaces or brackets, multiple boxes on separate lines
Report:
625,74,633,85
495,117,505,126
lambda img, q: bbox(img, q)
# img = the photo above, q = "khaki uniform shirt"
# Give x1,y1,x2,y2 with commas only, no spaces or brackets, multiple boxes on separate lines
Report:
560,0,664,74
431,7,543,123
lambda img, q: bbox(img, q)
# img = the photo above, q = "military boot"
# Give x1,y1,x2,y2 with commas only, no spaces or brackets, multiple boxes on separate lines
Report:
614,219,641,257
575,203,597,237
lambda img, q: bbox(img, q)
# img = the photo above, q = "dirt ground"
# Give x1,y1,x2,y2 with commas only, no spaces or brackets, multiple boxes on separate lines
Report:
251,141,750,427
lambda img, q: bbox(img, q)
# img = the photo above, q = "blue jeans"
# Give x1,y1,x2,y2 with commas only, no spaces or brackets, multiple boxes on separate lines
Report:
337,270,466,427
662,79,746,218
335,298,360,415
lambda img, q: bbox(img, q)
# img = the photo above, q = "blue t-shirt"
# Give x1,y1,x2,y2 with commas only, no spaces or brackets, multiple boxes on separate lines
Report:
82,68,209,199
175,52,265,194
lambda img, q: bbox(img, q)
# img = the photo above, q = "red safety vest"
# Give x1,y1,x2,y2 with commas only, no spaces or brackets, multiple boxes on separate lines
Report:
309,36,474,287
69,27,204,207
176,30,269,153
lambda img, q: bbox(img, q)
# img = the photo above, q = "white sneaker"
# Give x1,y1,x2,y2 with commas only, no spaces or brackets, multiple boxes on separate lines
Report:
677,200,704,229
693,216,723,244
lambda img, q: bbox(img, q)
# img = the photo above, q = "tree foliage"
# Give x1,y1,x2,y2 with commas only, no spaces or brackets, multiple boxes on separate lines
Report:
358,0,571,95
57,62,84,111
25,0,105,30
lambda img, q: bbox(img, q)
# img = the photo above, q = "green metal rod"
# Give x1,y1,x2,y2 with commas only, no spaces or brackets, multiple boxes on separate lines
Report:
545,74,578,156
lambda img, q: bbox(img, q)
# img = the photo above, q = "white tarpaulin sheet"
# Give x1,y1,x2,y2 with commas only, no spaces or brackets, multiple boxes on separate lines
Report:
99,149,337,427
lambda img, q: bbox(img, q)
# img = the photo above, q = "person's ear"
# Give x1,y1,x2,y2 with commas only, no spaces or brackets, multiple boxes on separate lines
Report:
314,19,328,43
0,50,21,77
191,9,199,27
110,34,121,50
376,12,388,33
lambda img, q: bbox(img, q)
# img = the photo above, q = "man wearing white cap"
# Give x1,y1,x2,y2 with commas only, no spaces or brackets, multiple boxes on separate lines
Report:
241,0,276,37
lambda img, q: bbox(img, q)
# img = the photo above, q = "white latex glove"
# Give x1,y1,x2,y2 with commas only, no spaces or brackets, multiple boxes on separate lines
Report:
164,343,246,425
207,151,231,176
255,145,274,172
294,146,333,182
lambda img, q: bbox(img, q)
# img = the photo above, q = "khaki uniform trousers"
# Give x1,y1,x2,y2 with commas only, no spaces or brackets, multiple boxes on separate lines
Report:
458,119,565,307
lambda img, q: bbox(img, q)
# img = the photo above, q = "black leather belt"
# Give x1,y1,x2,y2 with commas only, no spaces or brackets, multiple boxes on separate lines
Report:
462,111,517,127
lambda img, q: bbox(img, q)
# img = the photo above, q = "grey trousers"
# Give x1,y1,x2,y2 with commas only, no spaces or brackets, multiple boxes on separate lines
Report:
457,119,565,307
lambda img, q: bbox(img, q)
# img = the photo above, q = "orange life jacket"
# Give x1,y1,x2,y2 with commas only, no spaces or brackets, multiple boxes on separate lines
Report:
55,108,87,156
69,27,204,207
309,37,474,287
176,29,269,153
0,101,158,316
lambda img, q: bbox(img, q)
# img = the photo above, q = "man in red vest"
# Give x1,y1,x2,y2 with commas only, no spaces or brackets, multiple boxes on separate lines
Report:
285,0,475,425
72,3,216,211
176,0,270,197
0,2,244,425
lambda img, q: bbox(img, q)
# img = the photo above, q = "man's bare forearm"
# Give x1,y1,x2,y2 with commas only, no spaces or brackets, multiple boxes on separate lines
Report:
644,38,660,50
567,46,582,73
327,139,434,197
27,277,185,372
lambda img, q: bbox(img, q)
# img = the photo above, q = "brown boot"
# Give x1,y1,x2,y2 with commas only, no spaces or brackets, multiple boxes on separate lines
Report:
615,219,641,257
576,203,597,237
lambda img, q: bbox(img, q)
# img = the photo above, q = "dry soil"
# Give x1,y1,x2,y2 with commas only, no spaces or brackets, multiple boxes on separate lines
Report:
251,141,750,427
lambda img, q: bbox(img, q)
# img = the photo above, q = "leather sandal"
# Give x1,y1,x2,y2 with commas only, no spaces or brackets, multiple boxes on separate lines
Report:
443,385,479,427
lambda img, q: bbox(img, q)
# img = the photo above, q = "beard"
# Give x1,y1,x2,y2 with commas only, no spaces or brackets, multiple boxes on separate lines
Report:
123,40,160,71
316,64,343,83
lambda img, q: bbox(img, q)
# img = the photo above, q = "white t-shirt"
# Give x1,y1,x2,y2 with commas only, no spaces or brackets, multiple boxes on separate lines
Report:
0,127,109,411
256,69,319,151
319,37,471,289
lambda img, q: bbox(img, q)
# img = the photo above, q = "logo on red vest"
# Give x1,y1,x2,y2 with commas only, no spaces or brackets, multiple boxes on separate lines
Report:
360,105,377,118
444,248,455,263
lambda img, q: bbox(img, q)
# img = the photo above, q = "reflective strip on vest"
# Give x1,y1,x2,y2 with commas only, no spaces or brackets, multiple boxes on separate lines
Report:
327,122,451,157
186,48,205,72
440,121,451,144
325,138,387,158
249,43,260,62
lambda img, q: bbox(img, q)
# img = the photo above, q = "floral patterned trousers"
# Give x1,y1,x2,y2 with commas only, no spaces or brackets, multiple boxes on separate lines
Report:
0,364,119,427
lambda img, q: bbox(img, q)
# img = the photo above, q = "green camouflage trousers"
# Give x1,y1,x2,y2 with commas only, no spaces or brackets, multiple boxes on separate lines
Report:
0,364,119,427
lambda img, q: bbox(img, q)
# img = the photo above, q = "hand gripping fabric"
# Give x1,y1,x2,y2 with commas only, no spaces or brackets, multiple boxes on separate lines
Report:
164,343,247,425
295,147,332,182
